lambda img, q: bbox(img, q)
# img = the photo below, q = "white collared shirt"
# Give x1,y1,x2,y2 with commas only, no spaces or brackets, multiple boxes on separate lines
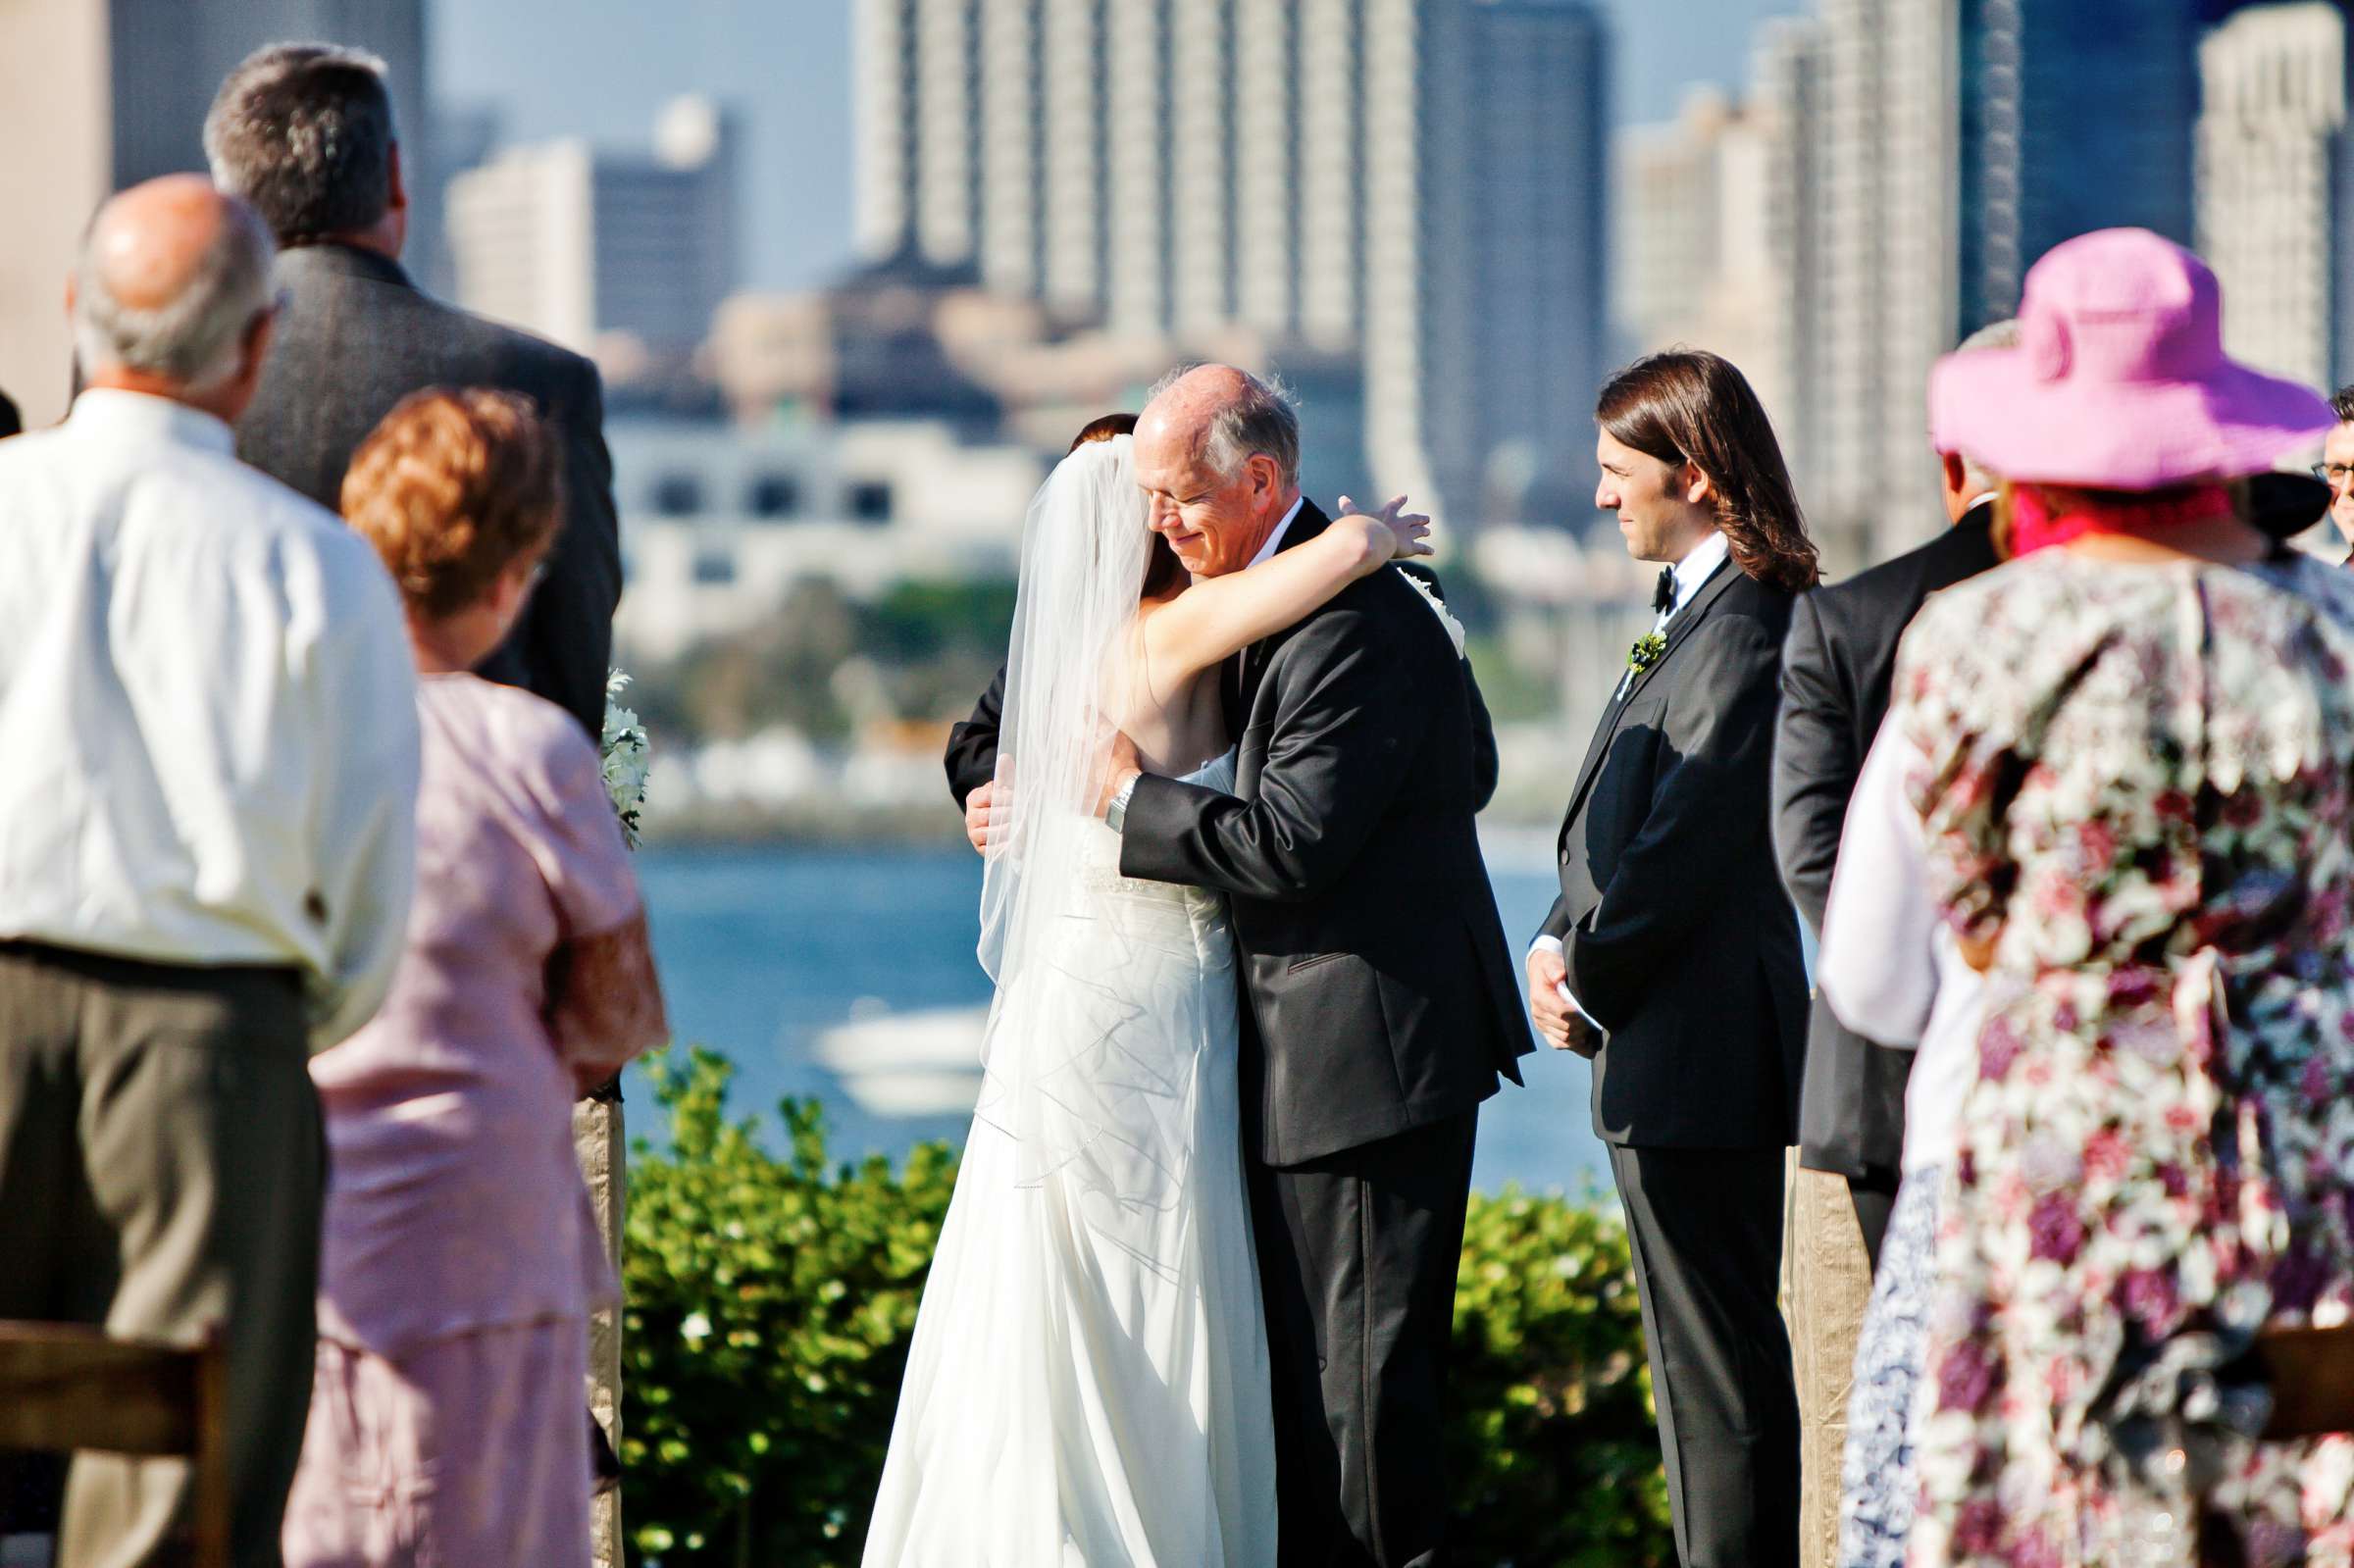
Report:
1535,528,1734,1018
1613,528,1730,700
0,390,421,1051
1248,494,1308,569
1817,721,1986,1176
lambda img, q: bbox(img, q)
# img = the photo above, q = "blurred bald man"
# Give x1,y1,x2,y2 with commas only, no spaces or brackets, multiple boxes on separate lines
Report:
0,176,419,1568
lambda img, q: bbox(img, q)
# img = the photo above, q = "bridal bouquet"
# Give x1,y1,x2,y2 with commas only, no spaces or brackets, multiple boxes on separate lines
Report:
601,667,651,850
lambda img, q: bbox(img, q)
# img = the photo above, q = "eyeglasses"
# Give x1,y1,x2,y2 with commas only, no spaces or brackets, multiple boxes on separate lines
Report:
2312,462,2354,490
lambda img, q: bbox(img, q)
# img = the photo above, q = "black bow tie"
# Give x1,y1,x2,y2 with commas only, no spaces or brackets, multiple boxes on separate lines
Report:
1652,567,1676,616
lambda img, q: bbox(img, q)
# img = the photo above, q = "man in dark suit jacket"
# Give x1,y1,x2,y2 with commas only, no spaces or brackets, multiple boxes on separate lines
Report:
1771,475,1999,1267
206,43,620,738
1532,351,1810,1568
1769,319,2015,1269
957,368,1526,1565
1107,369,1525,1568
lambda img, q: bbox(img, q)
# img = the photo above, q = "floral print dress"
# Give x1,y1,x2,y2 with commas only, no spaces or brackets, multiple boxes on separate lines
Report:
1888,551,2354,1568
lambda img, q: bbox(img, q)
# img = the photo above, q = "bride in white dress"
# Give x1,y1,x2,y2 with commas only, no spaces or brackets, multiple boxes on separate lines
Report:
860,430,1430,1567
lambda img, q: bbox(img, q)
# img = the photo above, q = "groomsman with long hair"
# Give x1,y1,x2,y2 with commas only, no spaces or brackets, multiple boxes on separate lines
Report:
1528,350,1813,1568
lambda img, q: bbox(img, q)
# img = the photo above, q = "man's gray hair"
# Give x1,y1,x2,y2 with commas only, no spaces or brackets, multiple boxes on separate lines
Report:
1947,318,2021,492
204,42,396,244
73,199,276,389
1150,365,1302,485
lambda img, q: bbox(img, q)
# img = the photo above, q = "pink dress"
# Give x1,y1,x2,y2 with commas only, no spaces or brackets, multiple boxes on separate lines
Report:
284,674,665,1568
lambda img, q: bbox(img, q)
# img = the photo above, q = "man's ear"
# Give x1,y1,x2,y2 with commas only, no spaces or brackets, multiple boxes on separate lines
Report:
386,140,409,214
1683,461,1714,506
1941,450,1968,494
1248,452,1282,504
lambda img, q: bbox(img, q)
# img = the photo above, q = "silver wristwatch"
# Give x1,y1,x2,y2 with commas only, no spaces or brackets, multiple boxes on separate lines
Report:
1105,774,1140,834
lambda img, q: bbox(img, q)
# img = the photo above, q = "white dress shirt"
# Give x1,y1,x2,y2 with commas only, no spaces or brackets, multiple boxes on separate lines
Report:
0,390,421,1051
1612,528,1729,700
1533,529,1733,1020
1248,494,1308,569
1817,721,1986,1175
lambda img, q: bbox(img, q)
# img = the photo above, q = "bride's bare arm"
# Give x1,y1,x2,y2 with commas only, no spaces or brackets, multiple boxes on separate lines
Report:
1138,498,1430,696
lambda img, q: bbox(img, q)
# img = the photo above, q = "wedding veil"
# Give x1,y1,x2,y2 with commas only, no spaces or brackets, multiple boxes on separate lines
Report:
971,435,1185,1201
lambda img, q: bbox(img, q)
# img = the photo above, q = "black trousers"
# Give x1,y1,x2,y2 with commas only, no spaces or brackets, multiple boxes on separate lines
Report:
1251,1110,1478,1568
1849,1169,1900,1274
1608,1143,1800,1568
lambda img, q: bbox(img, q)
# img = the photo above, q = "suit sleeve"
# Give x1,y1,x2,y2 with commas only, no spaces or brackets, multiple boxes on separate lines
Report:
1462,653,1500,812
1565,613,1783,1031
488,356,622,738
945,666,1005,810
1537,894,1571,942
1119,608,1429,902
1770,591,1855,935
1398,564,1500,810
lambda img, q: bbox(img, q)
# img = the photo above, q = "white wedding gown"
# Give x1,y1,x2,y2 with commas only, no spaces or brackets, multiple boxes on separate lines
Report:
862,754,1277,1567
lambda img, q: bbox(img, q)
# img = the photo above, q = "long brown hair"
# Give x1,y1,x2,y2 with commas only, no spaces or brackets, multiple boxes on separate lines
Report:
1068,411,1186,598
1596,350,1819,591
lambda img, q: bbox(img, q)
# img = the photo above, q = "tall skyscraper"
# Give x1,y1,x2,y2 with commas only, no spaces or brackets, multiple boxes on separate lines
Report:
1956,0,2200,336
2198,1,2354,391
1612,87,1796,426
851,0,1612,526
447,97,742,364
0,0,432,426
1791,0,2201,567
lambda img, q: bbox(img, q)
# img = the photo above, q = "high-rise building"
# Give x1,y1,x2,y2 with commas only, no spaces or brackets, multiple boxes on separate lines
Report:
1750,19,1826,486
1394,0,1612,523
850,0,1612,527
1957,0,2200,336
447,96,742,365
1612,87,1800,431
0,0,432,427
1791,0,2201,568
2198,1,2354,391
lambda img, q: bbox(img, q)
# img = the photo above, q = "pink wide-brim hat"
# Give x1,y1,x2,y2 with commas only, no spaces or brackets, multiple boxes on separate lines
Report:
1929,228,2333,490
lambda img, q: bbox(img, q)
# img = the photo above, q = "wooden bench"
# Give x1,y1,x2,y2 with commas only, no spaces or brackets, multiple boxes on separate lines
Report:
0,1323,228,1568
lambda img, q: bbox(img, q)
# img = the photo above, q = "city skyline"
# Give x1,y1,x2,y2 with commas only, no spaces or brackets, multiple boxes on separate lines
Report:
435,0,1803,293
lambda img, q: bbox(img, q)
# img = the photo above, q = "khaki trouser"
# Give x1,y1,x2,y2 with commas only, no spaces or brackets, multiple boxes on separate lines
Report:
0,942,321,1568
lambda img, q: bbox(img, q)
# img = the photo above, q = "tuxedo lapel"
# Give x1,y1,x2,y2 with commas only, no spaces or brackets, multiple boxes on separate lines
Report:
1620,559,1738,709
1561,686,1632,842
1558,559,1742,835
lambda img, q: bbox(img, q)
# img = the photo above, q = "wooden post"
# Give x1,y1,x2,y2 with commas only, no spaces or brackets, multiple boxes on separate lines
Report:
575,1093,626,1568
1779,1150,1872,1568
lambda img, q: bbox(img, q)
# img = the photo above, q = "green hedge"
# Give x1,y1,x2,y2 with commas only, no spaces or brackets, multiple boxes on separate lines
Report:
622,1047,1671,1567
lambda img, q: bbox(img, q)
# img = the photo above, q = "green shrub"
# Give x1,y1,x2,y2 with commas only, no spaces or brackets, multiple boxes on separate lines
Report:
623,1048,1670,1567
621,1047,957,1565
1449,1187,1672,1567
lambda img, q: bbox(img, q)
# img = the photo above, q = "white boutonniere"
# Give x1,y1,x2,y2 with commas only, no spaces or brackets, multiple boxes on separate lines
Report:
1395,567,1468,657
601,667,651,850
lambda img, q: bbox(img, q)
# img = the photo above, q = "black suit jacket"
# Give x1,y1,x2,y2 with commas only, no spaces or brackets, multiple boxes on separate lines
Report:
1117,503,1527,1165
1540,558,1808,1149
945,677,1001,810
235,243,622,737
1770,505,1999,1179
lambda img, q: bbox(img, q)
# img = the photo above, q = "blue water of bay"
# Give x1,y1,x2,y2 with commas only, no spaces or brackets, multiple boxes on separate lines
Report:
625,838,1613,1197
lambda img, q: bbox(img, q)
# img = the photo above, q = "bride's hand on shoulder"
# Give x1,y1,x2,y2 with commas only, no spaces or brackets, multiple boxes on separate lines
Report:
1335,493,1433,572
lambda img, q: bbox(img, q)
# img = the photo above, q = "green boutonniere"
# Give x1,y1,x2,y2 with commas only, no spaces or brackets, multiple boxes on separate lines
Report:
1625,631,1666,675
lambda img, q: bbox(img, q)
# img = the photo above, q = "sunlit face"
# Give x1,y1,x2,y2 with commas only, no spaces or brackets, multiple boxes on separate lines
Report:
2324,422,2354,545
1595,428,1714,564
1134,426,1286,579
